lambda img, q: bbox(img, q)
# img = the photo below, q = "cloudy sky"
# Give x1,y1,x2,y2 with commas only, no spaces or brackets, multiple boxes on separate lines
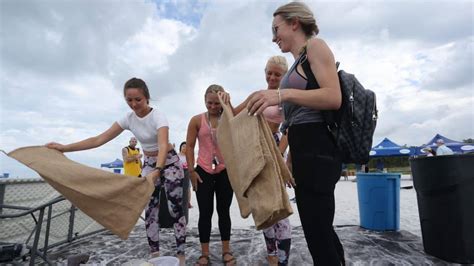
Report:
1,0,473,178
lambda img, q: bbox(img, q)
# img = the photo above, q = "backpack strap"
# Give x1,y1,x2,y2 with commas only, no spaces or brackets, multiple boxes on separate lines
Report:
299,46,338,134
299,46,319,90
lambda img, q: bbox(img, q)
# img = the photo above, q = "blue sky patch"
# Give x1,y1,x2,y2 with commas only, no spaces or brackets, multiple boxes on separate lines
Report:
151,0,206,27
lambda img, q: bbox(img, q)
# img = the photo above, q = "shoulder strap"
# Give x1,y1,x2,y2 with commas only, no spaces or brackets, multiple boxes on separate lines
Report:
299,46,319,90
299,46,338,130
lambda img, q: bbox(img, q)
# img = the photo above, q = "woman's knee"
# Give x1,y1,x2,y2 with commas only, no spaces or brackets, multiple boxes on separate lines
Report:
215,204,231,219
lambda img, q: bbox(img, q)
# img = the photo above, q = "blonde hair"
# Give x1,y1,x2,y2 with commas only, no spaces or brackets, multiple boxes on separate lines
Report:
273,2,319,37
204,84,225,97
266,56,288,73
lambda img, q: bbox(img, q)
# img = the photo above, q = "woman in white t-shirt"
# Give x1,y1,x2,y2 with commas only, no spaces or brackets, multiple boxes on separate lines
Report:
46,77,186,264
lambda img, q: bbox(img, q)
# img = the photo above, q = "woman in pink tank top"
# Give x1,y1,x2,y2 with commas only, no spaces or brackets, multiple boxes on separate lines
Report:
185,84,236,266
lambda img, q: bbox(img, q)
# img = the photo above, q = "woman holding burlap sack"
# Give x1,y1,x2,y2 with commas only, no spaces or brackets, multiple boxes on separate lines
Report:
245,2,345,265
46,77,186,265
186,84,236,266
228,56,293,266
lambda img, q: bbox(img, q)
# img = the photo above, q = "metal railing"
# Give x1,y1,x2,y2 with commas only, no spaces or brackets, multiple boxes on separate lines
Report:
0,196,105,265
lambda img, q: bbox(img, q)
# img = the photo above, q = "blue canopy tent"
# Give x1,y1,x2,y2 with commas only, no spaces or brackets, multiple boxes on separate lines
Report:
416,134,474,155
369,138,415,157
100,158,123,168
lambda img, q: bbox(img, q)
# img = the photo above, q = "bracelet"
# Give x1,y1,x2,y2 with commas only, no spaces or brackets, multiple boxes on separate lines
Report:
277,88,282,111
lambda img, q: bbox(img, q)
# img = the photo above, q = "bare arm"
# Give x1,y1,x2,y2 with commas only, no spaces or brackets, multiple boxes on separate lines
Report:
122,147,142,163
143,127,169,184
246,38,341,115
286,149,293,169
46,122,124,152
138,149,143,168
279,133,289,155
282,38,341,110
155,127,169,169
185,115,199,172
122,148,130,162
185,115,203,191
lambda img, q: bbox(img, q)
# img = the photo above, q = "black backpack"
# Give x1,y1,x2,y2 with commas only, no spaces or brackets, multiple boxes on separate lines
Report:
299,48,378,164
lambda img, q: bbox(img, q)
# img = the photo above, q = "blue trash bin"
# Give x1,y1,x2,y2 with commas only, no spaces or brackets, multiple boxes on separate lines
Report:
113,168,121,174
357,173,400,231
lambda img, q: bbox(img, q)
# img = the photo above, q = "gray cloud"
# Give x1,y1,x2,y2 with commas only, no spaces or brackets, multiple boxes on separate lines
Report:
1,0,473,178
315,1,473,44
420,38,474,90
143,1,275,99
0,0,154,76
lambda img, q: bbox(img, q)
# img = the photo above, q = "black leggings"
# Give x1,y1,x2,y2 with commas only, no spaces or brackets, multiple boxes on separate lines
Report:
195,165,234,243
288,123,345,265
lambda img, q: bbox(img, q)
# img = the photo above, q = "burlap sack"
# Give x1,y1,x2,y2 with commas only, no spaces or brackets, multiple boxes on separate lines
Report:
217,103,293,230
7,146,154,239
217,104,255,218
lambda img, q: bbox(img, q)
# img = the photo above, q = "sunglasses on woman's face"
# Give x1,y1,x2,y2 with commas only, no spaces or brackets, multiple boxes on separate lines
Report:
272,21,286,38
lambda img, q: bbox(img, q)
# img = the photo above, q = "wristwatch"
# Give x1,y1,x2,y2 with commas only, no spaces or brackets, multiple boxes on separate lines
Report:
155,166,165,176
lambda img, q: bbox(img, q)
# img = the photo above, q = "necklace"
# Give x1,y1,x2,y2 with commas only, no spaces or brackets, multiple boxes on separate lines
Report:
206,111,220,129
206,111,221,170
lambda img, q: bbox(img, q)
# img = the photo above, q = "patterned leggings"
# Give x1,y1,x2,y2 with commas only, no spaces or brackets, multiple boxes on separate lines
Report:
142,150,186,255
262,132,292,265
263,218,292,265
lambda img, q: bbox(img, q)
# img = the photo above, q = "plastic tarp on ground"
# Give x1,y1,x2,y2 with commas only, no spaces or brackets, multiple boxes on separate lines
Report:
369,138,414,157
416,134,474,155
100,158,123,168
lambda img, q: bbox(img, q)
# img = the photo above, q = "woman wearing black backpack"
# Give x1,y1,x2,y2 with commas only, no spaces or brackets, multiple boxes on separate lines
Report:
246,2,345,265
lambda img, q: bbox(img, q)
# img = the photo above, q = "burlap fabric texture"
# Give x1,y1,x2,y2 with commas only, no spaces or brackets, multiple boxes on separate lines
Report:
8,146,154,239
217,102,293,230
